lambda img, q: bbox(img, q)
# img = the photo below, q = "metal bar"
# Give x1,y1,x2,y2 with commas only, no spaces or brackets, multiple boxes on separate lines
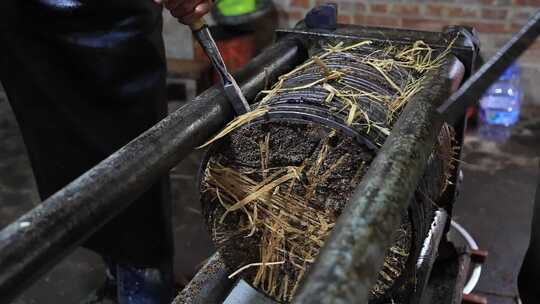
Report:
173,252,233,304
412,57,465,303
276,25,475,70
413,209,449,303
438,10,540,124
276,25,470,52
293,57,453,304
451,251,472,304
0,38,307,303
223,280,276,304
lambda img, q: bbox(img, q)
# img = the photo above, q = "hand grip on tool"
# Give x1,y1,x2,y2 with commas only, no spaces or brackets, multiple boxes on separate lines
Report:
188,18,251,115
190,19,206,32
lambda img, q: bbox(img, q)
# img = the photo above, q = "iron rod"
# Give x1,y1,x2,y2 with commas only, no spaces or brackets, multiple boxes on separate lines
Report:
412,209,450,303
173,252,232,304
0,38,306,303
438,10,540,124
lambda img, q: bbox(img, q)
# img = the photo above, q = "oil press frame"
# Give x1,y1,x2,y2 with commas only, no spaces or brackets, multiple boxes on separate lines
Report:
0,6,492,304
176,19,480,304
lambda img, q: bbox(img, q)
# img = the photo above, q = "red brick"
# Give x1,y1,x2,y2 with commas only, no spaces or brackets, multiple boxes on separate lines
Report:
426,4,446,17
338,1,353,12
353,15,366,25
355,16,400,27
402,18,448,32
291,0,310,9
338,15,352,24
482,0,511,4
510,20,536,31
337,1,364,16
370,3,389,14
462,21,510,33
482,8,509,19
448,6,478,18
354,2,366,13
391,4,421,16
513,8,534,20
312,1,364,14
514,0,540,6
510,22,523,31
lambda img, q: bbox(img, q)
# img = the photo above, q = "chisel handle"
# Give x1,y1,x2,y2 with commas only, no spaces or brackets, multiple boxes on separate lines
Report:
190,18,206,31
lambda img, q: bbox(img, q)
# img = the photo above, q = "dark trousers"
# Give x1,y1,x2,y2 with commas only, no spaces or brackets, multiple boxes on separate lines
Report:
519,173,540,303
0,0,173,274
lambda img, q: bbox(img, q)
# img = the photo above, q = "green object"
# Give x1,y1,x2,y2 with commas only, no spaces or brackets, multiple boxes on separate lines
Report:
217,0,257,16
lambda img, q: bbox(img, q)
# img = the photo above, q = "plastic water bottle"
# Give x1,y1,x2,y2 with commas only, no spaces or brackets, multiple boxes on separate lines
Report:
479,64,522,126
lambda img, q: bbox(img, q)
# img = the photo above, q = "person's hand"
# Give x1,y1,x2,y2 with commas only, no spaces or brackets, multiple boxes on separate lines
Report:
155,0,213,25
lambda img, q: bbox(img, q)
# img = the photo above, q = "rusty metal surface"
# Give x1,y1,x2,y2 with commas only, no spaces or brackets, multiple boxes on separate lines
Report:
452,250,473,304
276,24,477,72
0,38,307,303
173,252,233,304
277,24,462,49
223,280,276,304
293,56,452,304
418,244,471,304
413,209,450,303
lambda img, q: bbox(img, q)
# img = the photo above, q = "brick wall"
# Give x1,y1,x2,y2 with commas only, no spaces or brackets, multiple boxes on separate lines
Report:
277,0,537,33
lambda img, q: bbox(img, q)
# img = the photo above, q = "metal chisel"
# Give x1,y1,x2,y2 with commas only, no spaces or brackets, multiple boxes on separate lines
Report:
190,19,251,115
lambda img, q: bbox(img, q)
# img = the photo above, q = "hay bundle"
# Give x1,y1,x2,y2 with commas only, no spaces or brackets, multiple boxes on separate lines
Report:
198,39,455,303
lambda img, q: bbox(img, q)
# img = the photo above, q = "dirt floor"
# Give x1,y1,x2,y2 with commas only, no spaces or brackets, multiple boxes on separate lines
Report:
0,86,538,303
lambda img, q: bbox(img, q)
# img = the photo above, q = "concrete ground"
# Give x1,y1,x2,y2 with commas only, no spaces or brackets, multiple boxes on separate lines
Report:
0,84,538,303
452,106,540,304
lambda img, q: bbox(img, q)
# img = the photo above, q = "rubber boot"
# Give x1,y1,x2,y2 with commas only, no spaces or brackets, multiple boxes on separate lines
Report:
116,262,174,304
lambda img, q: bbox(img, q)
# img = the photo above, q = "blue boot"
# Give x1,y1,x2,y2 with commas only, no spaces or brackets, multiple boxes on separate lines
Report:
116,263,174,304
